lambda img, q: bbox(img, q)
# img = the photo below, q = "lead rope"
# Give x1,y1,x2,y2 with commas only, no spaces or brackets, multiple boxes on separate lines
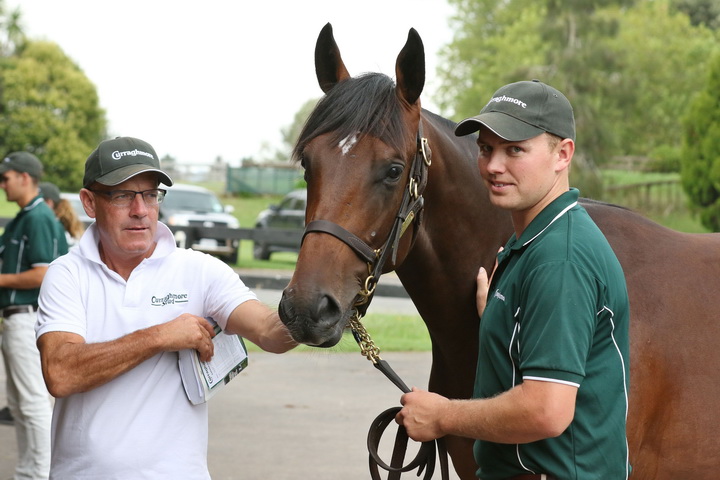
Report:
349,304,450,480
342,124,446,478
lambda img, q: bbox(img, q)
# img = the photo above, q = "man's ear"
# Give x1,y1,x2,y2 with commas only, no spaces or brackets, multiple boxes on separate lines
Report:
79,188,97,219
555,138,574,173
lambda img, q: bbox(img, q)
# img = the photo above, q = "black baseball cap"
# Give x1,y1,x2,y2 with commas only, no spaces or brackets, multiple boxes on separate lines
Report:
0,152,44,179
454,80,576,141
83,136,173,188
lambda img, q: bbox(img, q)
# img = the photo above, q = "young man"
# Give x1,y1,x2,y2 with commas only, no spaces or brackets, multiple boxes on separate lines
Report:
396,80,630,479
35,137,296,479
0,152,68,479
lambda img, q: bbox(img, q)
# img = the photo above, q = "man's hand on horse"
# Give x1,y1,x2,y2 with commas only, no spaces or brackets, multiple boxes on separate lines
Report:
477,246,503,317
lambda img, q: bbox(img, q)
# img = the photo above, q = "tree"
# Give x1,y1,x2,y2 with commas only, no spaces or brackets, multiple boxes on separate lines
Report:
439,0,633,166
262,97,318,163
0,0,23,56
602,1,716,155
0,40,106,190
437,0,718,180
672,0,720,29
680,51,720,231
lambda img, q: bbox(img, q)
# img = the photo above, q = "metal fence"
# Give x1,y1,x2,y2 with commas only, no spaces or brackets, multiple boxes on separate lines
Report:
603,179,685,215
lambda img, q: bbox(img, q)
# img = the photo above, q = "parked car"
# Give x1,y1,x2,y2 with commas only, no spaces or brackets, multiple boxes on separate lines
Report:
159,183,240,263
253,189,306,260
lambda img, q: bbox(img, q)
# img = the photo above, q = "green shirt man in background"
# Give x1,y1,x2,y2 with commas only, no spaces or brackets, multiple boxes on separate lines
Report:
396,80,630,480
0,151,68,479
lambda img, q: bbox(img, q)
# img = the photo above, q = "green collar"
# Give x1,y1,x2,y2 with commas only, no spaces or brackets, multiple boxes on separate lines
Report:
503,188,580,255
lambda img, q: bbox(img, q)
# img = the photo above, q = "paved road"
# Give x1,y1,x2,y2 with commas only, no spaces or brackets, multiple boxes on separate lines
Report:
0,283,465,479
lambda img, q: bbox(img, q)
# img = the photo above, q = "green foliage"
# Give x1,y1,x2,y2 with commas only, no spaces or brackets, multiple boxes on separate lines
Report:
672,0,720,29
438,0,719,175
680,51,720,231
0,40,106,190
648,145,681,173
603,2,716,156
0,0,23,56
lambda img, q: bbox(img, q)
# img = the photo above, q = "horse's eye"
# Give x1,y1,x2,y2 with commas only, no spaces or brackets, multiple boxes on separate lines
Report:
387,165,403,181
299,154,310,182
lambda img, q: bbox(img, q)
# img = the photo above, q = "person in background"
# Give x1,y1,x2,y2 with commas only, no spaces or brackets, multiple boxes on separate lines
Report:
395,80,631,479
0,152,68,479
39,182,85,247
35,136,297,479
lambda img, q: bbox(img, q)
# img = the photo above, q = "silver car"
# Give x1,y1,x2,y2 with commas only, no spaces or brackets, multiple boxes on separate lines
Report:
160,183,240,263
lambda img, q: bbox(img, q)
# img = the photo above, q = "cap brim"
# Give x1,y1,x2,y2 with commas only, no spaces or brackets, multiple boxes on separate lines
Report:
94,164,174,187
454,112,545,141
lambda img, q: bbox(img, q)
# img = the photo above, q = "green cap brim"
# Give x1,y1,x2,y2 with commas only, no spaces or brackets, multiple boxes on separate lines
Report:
455,112,545,141
94,164,173,187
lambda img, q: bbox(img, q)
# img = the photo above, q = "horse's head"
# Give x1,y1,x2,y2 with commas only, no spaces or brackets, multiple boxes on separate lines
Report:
278,23,427,347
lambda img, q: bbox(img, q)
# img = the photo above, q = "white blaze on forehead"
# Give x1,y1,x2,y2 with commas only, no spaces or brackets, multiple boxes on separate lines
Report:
339,134,358,156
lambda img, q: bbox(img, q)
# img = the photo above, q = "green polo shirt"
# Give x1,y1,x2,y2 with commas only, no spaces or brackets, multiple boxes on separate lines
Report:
0,195,69,308
474,188,630,480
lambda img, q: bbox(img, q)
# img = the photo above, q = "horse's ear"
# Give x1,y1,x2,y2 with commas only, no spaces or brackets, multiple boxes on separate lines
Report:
395,28,425,106
315,23,351,93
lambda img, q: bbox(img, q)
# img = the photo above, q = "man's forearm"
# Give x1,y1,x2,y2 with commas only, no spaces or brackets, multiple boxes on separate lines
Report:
38,327,165,398
0,266,48,290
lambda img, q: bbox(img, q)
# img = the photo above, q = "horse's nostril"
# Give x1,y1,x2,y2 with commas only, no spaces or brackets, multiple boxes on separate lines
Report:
316,294,337,318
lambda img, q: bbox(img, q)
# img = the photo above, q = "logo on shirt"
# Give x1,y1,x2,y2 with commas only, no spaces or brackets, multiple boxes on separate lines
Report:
151,292,189,306
493,289,506,302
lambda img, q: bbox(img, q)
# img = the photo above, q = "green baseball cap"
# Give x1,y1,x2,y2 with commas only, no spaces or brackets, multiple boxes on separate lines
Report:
39,182,61,204
0,152,44,179
454,80,576,141
83,136,173,188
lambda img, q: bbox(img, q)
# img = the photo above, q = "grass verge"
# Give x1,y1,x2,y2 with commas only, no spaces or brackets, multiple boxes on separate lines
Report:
244,312,432,353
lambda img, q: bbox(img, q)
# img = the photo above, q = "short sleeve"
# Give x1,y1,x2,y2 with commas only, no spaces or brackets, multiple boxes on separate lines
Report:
518,261,600,386
36,260,87,339
200,254,258,330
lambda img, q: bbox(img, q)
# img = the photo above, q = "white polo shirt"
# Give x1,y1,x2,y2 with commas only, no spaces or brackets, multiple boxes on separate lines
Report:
36,222,257,479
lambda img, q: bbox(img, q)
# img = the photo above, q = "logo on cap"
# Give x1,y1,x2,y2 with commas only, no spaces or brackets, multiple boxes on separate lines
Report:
111,149,154,161
488,95,527,109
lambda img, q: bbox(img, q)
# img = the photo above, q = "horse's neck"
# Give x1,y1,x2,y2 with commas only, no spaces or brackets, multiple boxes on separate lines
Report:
395,115,512,321
415,116,512,274
392,119,513,396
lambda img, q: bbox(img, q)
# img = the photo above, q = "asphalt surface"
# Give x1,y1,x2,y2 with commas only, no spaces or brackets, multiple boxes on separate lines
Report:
0,272,463,479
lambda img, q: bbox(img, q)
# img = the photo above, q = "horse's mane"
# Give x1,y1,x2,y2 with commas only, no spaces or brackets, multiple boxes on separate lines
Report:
292,73,410,163
422,109,459,132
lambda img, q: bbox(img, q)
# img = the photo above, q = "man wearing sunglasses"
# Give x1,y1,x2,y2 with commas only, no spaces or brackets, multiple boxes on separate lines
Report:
35,136,296,479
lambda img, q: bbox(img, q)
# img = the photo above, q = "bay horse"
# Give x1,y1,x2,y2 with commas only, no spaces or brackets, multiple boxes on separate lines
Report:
278,23,720,479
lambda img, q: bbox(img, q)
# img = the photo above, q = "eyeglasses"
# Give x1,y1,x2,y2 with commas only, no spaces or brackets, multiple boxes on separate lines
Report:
89,188,167,207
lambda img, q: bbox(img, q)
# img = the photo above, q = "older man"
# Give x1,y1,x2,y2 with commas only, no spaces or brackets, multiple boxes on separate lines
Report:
36,137,296,479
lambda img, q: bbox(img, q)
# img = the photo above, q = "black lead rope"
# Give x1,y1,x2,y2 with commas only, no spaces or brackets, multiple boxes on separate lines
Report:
351,321,450,480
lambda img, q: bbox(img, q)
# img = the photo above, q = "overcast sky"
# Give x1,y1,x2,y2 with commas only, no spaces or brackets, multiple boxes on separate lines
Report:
8,0,455,166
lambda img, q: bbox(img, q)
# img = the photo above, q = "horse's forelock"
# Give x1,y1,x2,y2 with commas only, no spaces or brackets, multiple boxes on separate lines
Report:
293,73,411,163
